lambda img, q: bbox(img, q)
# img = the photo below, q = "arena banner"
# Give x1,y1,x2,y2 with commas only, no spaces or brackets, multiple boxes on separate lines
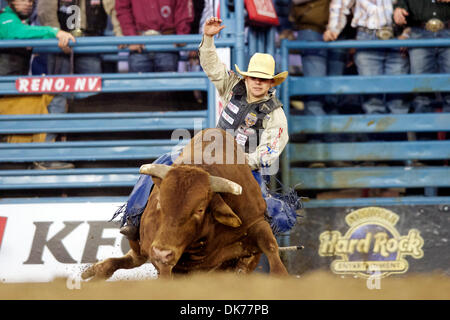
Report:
0,201,156,283
245,0,280,26
286,205,450,279
15,76,102,94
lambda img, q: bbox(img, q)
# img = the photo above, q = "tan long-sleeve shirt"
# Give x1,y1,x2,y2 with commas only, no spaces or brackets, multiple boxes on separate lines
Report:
199,35,289,170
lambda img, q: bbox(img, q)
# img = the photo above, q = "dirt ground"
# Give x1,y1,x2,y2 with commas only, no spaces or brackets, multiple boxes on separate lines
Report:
1,271,449,300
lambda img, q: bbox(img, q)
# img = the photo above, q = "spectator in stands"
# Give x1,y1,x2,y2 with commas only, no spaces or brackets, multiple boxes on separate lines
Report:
0,0,74,75
29,0,49,75
288,0,348,116
394,0,450,113
38,0,122,75
324,0,411,115
115,0,194,72
0,0,75,147
36,0,122,169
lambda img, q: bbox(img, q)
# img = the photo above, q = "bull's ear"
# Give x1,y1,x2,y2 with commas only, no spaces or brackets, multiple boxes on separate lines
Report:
210,194,242,228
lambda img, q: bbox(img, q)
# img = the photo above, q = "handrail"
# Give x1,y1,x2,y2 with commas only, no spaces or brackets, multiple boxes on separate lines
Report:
280,37,450,193
0,0,245,63
0,72,211,94
283,38,450,49
0,35,235,54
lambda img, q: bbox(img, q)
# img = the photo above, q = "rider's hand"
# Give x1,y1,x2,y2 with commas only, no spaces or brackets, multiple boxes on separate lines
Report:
203,17,225,37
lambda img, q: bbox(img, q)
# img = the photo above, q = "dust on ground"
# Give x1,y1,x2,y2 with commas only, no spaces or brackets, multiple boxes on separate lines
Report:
0,271,449,300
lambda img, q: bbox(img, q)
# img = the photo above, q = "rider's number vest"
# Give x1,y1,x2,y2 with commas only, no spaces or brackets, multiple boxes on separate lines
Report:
216,80,282,153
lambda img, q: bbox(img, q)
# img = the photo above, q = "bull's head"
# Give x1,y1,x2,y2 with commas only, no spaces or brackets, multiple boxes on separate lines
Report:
140,163,243,273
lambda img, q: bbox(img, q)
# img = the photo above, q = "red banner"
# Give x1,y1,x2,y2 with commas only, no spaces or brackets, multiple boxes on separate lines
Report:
0,217,7,250
245,0,280,26
15,76,102,94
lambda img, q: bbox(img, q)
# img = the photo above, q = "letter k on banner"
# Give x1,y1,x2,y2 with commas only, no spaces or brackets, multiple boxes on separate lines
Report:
0,217,7,250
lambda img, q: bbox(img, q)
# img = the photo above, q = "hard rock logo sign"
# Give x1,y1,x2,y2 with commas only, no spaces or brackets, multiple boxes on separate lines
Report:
319,207,424,278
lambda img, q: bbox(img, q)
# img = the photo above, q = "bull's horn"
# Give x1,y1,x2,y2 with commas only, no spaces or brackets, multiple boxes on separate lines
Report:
139,164,172,179
210,176,242,195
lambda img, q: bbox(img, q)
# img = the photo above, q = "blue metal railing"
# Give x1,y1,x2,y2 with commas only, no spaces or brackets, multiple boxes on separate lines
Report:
0,0,249,195
0,0,246,129
280,37,450,201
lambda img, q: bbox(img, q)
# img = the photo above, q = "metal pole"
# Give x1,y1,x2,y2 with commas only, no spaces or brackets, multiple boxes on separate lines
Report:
207,81,216,128
234,0,245,72
280,39,290,193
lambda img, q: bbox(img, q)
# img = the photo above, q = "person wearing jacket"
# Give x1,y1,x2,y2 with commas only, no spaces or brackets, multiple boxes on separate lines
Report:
0,0,74,75
394,0,450,113
0,0,75,147
115,0,193,72
324,0,411,116
116,17,301,241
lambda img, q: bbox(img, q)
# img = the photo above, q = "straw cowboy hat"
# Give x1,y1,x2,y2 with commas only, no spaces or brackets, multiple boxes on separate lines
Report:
235,53,288,87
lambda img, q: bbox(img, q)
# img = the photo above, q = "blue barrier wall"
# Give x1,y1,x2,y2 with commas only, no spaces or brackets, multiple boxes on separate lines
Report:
280,37,450,208
0,0,246,195
1,1,449,208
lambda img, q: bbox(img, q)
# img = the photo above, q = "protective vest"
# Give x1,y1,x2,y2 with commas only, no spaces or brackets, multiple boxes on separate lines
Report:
57,0,107,36
216,80,282,153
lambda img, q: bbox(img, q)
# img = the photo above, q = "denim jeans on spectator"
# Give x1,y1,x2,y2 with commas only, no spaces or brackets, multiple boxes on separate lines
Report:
46,53,102,142
297,29,346,115
409,27,450,113
354,29,410,115
128,52,179,72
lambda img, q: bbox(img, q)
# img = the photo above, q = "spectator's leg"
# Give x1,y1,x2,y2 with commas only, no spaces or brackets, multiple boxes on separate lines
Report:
326,47,347,112
74,54,102,74
383,48,411,142
31,53,48,75
385,48,410,115
154,52,179,72
46,54,71,142
297,29,327,116
409,28,436,114
437,38,450,113
128,52,153,73
354,31,385,115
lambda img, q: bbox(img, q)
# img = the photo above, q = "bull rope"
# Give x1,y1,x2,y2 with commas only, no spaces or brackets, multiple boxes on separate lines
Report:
278,245,304,252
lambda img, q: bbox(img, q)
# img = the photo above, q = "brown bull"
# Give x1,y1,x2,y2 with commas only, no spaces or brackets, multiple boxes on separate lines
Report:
82,128,288,279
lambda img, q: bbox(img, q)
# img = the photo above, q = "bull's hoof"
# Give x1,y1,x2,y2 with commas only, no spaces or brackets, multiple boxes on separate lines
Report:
81,265,95,280
81,262,112,281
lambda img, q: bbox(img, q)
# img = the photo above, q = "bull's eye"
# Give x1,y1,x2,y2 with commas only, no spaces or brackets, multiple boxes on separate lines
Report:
193,209,204,220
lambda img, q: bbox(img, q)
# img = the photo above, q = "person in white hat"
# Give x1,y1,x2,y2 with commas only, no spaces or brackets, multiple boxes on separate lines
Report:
200,16,289,171
117,17,300,241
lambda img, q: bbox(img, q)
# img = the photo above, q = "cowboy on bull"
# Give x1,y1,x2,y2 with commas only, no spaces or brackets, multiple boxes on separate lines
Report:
116,17,301,240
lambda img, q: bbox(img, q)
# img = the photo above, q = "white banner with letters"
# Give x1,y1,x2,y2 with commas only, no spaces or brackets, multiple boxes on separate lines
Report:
0,200,156,283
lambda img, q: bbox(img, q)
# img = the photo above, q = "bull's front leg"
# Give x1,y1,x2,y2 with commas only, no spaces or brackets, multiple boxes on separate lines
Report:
247,220,288,275
81,240,147,280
